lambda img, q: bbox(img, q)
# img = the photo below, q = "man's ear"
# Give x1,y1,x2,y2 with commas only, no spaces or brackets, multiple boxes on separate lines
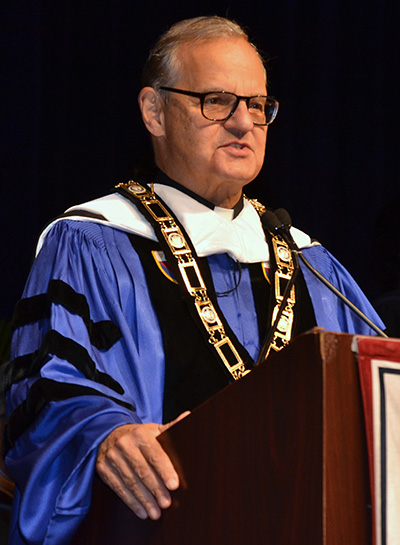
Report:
138,87,165,137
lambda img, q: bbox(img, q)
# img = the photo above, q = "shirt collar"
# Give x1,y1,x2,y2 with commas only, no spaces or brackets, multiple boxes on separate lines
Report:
154,170,244,219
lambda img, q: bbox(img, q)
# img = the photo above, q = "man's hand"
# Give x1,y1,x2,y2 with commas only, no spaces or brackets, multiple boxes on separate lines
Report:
96,412,189,520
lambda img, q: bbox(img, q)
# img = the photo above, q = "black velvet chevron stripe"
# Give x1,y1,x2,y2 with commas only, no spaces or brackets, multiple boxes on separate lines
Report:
3,330,124,394
12,279,121,350
3,377,135,456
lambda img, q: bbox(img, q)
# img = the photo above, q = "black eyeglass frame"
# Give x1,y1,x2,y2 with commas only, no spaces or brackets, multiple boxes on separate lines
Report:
159,86,279,126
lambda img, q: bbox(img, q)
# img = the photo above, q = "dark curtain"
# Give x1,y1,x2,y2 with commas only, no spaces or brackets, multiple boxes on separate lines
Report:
2,1,400,322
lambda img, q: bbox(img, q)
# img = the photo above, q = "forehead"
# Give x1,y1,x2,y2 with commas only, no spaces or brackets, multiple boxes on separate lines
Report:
174,38,267,94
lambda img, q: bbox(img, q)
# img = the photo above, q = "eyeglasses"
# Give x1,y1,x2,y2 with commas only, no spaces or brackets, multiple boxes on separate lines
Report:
159,87,279,126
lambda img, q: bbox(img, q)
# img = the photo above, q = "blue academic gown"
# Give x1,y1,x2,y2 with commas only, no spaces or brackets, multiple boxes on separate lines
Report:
5,203,384,544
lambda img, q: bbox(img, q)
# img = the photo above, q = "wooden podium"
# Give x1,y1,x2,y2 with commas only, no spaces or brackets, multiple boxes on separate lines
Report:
72,330,371,545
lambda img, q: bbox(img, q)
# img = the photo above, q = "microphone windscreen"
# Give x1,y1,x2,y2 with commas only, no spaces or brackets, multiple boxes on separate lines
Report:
261,210,281,231
274,208,292,226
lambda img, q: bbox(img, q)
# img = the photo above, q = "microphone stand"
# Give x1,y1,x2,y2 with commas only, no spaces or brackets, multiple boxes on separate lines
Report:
296,251,387,338
257,210,387,366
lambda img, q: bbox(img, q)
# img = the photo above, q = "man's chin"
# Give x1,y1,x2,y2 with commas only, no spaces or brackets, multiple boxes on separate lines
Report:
217,157,261,180
217,167,259,188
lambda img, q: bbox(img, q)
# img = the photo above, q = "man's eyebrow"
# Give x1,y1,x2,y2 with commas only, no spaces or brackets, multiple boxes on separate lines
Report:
200,89,268,96
198,88,226,93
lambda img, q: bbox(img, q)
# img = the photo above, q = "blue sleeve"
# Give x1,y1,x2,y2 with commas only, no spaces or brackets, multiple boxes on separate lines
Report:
6,220,166,544
300,244,385,335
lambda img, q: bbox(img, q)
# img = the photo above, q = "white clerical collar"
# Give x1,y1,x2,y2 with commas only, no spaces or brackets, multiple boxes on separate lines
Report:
213,206,235,221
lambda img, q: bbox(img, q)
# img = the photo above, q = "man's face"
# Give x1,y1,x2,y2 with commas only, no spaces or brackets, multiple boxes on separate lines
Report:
154,38,269,206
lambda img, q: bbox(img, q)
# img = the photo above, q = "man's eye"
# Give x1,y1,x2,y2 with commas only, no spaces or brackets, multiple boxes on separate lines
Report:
249,101,264,111
205,94,231,106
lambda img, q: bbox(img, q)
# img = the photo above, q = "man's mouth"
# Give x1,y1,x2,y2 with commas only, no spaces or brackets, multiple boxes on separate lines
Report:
225,142,251,150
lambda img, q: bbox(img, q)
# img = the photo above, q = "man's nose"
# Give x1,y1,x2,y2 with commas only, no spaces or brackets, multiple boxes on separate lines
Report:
224,99,254,132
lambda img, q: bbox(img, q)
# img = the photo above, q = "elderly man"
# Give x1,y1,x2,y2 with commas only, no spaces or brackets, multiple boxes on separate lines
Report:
4,15,383,545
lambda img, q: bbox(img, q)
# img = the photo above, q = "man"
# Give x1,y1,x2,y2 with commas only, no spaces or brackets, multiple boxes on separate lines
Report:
4,16,384,544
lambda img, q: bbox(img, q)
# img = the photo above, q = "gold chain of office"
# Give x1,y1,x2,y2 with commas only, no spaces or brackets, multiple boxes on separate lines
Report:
116,181,296,379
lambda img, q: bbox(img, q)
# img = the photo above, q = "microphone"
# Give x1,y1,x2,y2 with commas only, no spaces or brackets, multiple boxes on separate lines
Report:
261,209,387,341
273,208,292,228
261,209,288,232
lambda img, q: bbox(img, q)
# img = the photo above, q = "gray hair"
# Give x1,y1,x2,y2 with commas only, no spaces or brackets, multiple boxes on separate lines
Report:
141,16,266,95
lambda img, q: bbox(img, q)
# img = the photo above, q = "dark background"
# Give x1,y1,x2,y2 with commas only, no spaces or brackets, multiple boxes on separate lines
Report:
2,1,400,323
